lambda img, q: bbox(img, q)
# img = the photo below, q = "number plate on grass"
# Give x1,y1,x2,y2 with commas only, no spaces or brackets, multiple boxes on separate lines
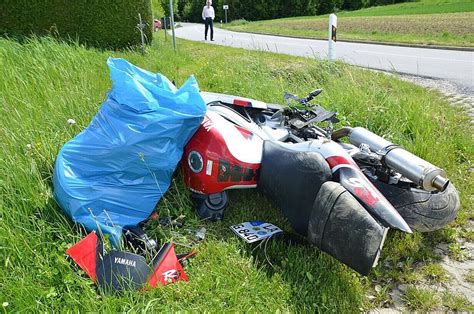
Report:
230,221,282,243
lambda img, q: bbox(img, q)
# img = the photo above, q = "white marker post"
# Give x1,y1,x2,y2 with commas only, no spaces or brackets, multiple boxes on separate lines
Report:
328,13,337,62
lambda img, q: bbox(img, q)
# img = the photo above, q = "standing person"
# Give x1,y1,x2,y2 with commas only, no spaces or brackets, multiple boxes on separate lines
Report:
202,0,215,41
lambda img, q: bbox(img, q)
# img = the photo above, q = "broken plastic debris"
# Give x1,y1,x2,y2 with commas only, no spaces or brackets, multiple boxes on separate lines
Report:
195,227,206,241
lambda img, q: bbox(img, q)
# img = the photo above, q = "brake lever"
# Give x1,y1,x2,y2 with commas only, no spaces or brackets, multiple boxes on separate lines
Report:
284,92,299,106
284,92,309,107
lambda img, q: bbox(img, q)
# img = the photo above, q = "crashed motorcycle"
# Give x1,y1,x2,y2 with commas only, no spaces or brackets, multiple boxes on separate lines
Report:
182,89,460,275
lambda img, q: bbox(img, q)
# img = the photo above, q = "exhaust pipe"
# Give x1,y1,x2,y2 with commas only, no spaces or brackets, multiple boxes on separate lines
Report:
334,127,449,192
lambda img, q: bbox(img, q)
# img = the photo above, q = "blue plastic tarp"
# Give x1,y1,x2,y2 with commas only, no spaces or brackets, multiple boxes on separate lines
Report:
53,58,206,245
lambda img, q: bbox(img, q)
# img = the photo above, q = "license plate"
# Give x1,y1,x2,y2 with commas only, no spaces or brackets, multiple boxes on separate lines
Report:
230,221,282,243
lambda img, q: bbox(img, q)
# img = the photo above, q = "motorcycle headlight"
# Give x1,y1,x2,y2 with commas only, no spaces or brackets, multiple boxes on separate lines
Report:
188,151,203,173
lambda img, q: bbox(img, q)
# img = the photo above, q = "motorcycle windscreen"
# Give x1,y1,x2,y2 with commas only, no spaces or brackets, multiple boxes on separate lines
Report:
337,167,411,233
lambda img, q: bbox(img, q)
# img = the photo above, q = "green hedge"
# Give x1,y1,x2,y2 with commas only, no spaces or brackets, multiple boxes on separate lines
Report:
0,1,153,49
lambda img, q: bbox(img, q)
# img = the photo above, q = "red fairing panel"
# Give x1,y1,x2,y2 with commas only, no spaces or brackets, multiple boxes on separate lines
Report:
182,112,262,195
277,140,410,232
326,155,384,208
66,232,100,282
148,243,187,288
326,155,411,232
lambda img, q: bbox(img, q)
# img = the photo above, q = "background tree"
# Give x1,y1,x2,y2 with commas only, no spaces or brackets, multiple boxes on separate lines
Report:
152,0,408,22
161,0,179,17
152,0,165,17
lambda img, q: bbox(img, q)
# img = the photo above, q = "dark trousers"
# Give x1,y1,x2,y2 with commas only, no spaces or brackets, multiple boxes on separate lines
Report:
205,17,214,40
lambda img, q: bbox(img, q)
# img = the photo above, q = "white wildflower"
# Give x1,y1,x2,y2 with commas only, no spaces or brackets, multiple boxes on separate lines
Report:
26,144,32,150
67,118,76,125
2,302,8,307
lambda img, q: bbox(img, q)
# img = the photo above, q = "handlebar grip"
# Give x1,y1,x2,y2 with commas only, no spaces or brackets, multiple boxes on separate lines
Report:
305,89,323,102
309,89,322,97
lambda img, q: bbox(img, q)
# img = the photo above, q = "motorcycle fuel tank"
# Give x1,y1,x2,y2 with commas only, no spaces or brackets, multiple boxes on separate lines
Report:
182,111,263,194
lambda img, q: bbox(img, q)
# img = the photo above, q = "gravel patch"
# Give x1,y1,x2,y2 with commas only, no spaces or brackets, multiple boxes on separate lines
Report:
369,69,473,124
397,74,474,124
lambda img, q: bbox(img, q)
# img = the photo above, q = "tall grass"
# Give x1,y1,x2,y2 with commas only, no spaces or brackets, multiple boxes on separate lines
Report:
0,35,472,311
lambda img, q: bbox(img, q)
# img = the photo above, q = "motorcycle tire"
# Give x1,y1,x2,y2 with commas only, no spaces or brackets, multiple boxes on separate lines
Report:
372,180,460,232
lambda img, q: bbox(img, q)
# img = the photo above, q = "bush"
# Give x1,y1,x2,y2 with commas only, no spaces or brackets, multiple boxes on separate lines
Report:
0,0,153,49
318,0,344,14
228,19,249,26
342,0,367,10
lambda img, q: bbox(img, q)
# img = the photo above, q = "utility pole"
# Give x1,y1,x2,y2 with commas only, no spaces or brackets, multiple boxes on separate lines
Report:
169,0,177,50
163,17,168,41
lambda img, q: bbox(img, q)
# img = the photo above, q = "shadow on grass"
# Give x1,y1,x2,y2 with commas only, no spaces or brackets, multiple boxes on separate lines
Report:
36,153,364,311
207,189,365,312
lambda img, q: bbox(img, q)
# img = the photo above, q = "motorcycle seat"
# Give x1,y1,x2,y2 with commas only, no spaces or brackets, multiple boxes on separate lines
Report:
258,140,332,235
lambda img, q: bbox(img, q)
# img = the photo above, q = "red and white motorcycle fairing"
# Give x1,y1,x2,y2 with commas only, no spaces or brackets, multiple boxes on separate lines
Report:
182,94,410,232
276,140,410,232
182,110,262,195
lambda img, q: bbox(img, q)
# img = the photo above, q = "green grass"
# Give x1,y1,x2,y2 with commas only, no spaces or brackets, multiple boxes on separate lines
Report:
442,292,474,311
466,269,474,283
0,33,473,311
403,286,440,311
331,0,474,17
223,0,474,47
420,264,449,283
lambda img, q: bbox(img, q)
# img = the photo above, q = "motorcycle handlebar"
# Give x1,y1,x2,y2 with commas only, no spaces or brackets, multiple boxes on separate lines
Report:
304,89,323,102
285,89,323,105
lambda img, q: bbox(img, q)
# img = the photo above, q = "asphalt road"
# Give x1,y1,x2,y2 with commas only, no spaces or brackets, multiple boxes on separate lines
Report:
174,23,474,91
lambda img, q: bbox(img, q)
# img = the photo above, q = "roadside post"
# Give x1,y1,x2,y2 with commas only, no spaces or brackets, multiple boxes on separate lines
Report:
137,13,146,54
223,5,229,24
169,0,177,50
328,13,337,62
163,17,168,40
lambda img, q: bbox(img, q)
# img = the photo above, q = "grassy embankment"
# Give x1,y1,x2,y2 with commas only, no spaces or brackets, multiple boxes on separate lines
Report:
0,34,473,312
224,0,474,47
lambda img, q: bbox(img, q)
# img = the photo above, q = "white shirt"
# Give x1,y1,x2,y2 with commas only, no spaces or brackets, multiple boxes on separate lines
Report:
202,6,215,20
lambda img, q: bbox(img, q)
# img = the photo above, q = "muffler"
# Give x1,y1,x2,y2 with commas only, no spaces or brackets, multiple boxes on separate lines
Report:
334,127,449,192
